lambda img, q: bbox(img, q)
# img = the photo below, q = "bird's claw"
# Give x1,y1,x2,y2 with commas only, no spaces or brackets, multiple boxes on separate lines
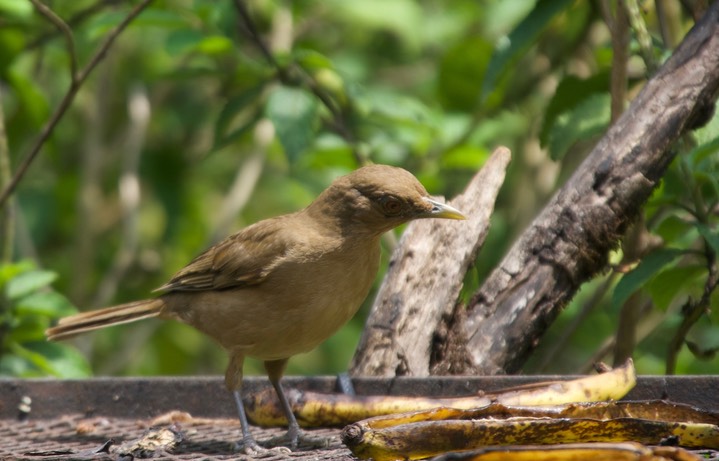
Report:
234,439,291,457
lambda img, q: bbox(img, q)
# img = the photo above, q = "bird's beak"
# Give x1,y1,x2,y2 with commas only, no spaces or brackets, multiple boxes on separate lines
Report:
421,197,466,220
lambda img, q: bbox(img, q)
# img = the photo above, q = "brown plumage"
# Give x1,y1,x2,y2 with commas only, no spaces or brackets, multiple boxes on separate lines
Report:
46,164,465,453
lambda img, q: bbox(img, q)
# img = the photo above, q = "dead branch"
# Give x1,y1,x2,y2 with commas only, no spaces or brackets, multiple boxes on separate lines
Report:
433,3,719,375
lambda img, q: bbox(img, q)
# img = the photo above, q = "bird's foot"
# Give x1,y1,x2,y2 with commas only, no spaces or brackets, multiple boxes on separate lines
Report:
265,430,331,451
233,438,291,457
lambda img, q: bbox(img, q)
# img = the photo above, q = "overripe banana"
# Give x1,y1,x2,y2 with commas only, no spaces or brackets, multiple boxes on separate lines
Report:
428,442,702,461
341,417,719,461
245,359,636,427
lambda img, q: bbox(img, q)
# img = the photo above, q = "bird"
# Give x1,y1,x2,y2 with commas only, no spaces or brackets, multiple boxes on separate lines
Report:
46,164,465,454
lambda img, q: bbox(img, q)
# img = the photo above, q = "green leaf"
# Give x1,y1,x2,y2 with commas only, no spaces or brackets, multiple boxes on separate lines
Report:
0,0,32,19
612,248,686,310
441,145,489,169
646,265,704,310
688,135,719,166
0,30,26,73
165,29,205,56
540,73,609,147
294,49,335,72
6,270,57,300
213,85,264,150
481,0,574,108
652,214,693,244
87,8,189,39
166,31,234,57
548,93,611,161
9,341,91,378
438,37,494,112
0,260,34,286
328,0,421,50
196,35,233,55
15,291,77,317
7,70,50,129
265,86,318,162
697,223,719,255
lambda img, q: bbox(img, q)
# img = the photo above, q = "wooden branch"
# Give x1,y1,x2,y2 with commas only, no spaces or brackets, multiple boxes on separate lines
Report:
0,0,154,207
433,3,719,375
350,147,511,376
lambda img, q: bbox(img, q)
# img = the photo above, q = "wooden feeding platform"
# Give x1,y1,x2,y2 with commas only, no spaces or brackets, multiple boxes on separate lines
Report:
1,375,718,460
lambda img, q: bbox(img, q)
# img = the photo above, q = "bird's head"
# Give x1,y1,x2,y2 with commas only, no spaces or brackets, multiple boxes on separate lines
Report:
308,164,465,236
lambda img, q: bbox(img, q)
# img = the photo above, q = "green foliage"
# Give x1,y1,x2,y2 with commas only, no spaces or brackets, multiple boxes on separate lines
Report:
0,0,717,379
0,261,90,377
548,92,611,161
265,86,319,162
481,0,574,109
611,249,686,311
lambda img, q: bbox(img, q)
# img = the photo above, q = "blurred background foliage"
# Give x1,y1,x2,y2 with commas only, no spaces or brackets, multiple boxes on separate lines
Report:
0,0,717,379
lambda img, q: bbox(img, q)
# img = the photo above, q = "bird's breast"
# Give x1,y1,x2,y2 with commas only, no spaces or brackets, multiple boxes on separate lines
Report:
168,239,382,360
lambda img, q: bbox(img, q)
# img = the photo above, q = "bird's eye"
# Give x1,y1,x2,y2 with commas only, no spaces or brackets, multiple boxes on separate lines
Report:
380,196,403,216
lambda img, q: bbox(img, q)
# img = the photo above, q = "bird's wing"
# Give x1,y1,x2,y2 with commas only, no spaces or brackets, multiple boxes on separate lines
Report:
155,218,290,292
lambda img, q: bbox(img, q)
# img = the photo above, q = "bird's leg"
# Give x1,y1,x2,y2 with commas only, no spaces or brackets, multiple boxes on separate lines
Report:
232,389,262,454
227,353,289,456
264,358,300,448
264,359,329,450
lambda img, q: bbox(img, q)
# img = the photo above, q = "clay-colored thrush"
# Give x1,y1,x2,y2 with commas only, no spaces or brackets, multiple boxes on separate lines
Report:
46,164,465,453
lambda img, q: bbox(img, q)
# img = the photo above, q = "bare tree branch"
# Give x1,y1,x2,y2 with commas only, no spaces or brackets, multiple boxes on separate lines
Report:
601,0,630,121
26,0,124,51
0,0,154,207
28,0,78,78
434,3,719,375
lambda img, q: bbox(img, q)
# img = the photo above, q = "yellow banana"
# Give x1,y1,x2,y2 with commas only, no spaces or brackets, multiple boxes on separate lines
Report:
245,359,636,427
428,442,702,461
341,417,719,461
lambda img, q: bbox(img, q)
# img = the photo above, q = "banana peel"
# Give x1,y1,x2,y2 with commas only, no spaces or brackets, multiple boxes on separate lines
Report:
341,417,719,461
428,442,703,461
354,399,719,432
245,359,636,427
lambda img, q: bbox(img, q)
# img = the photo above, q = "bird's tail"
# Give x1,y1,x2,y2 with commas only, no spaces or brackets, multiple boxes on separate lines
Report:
46,299,164,341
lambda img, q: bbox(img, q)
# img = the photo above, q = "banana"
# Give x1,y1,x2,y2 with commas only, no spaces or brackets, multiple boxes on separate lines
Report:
495,358,636,406
428,442,702,461
244,387,489,427
335,359,637,431
358,399,719,432
341,417,719,461
245,359,636,428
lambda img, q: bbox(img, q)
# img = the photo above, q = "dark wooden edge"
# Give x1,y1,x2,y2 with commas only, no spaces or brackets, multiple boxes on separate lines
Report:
0,375,717,420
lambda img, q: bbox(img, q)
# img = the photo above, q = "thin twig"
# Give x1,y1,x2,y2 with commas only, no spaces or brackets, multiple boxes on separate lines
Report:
28,0,78,79
601,0,629,122
26,0,124,51
655,0,677,47
666,240,719,374
0,0,154,207
233,0,281,70
624,0,659,74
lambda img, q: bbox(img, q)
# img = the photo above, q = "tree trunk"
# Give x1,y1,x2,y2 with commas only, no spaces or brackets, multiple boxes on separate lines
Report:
432,2,719,375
